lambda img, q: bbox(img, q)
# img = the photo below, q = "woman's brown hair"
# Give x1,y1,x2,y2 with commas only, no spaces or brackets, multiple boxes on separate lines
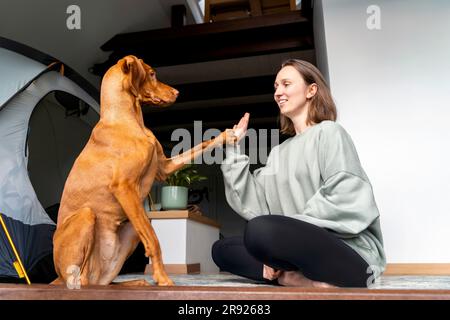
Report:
278,59,337,135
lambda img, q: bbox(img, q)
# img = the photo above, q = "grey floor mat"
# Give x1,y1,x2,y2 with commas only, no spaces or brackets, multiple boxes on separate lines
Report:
114,273,272,287
114,273,450,290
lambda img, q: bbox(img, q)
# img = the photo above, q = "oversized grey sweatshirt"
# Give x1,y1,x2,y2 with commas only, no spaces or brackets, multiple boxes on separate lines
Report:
221,120,386,275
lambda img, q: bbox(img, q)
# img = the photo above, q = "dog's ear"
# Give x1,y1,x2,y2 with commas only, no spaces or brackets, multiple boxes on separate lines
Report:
121,56,146,97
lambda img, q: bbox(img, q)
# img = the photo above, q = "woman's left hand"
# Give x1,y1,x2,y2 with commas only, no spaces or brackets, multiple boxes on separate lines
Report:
219,113,250,145
232,112,250,142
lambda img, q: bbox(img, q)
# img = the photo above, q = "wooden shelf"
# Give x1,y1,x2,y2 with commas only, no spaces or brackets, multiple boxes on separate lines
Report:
147,210,220,229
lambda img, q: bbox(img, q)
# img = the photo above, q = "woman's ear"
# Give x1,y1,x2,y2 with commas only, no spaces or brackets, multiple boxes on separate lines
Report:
306,83,318,99
121,56,146,97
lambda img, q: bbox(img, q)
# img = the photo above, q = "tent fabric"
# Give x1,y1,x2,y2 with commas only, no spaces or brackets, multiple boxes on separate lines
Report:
0,48,48,110
27,92,98,210
0,45,99,279
0,36,99,106
0,214,55,278
0,71,98,225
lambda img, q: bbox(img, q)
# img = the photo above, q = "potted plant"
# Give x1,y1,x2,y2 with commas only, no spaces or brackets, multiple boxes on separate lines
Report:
161,164,207,210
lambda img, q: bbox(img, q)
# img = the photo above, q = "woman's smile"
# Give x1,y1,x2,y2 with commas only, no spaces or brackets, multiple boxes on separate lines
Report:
277,98,288,107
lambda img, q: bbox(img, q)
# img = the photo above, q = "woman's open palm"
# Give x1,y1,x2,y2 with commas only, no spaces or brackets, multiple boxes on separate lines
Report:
233,112,250,142
222,112,250,145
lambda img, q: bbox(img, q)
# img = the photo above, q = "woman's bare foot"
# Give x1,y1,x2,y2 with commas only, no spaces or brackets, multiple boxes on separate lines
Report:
311,280,337,288
277,271,313,287
277,271,337,288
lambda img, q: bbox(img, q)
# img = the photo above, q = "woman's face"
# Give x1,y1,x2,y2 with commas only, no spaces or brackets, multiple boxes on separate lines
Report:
274,66,311,117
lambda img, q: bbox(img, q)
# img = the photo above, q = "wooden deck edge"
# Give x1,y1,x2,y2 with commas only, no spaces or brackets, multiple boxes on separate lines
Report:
1,284,450,300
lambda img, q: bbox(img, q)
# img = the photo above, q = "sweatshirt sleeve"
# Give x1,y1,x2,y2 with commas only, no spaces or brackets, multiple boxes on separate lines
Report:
298,123,380,237
220,144,270,220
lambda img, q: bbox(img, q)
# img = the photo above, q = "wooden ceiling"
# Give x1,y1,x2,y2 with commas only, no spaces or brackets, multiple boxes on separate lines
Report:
93,3,314,146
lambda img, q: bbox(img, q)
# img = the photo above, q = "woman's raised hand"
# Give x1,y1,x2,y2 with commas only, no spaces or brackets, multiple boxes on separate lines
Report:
220,113,250,145
233,112,249,142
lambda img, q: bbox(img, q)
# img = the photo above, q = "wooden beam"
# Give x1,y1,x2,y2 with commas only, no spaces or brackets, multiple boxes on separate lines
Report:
301,0,312,18
92,11,313,74
171,5,187,28
167,75,276,103
148,116,278,134
144,101,279,130
101,11,309,50
249,0,263,16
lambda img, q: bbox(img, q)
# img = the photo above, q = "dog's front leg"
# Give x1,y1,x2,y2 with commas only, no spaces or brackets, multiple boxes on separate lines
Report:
111,182,173,286
159,130,234,176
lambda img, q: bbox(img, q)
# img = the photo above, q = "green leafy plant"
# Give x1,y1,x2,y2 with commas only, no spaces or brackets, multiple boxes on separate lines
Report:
165,164,207,187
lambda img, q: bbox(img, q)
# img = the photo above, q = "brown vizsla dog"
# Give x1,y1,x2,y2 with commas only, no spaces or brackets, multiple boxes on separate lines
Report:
52,55,232,286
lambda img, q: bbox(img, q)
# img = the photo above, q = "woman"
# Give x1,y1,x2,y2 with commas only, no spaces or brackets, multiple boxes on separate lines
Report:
212,59,386,288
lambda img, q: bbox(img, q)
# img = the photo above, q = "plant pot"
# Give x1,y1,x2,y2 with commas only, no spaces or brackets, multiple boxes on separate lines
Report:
161,186,188,210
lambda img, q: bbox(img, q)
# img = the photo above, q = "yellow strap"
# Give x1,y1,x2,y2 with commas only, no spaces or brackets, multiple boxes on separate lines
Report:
0,213,31,285
13,261,25,278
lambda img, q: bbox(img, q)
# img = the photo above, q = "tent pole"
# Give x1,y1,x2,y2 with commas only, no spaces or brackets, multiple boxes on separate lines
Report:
0,213,31,285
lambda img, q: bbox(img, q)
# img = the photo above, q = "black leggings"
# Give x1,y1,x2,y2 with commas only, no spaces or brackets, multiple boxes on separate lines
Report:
212,215,370,287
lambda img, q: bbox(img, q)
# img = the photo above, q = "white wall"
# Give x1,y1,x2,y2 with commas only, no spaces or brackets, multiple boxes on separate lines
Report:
315,0,450,262
0,0,188,87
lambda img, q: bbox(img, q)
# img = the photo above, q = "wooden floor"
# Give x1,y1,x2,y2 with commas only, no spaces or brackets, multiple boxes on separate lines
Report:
1,284,450,300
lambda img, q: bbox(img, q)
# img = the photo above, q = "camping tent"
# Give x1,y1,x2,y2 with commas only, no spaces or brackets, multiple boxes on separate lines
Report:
0,37,100,281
